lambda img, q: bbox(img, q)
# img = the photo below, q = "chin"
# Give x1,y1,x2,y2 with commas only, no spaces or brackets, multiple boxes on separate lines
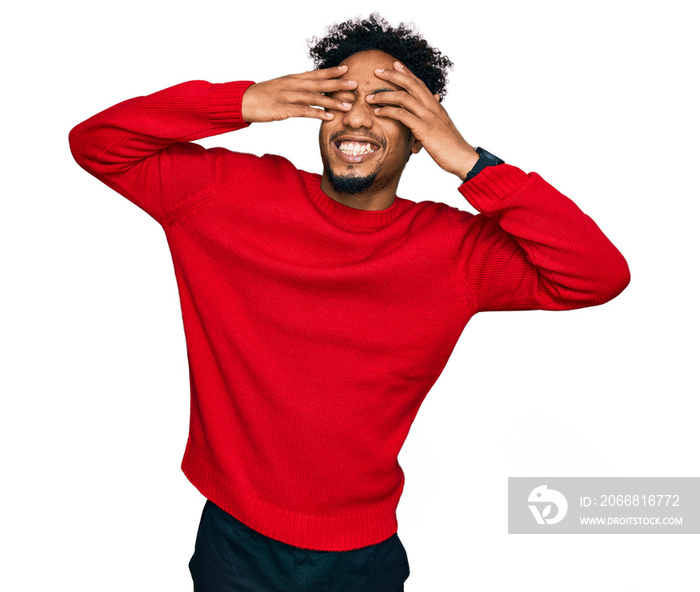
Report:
325,167,378,195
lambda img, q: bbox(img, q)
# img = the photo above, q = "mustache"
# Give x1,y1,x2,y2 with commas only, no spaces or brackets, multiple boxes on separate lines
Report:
330,130,386,150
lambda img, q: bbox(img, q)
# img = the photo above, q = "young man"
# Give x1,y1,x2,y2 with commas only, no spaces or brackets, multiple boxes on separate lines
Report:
69,14,629,592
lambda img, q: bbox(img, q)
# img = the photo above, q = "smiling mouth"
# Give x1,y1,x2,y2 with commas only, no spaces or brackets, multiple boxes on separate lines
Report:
336,140,379,156
332,138,382,163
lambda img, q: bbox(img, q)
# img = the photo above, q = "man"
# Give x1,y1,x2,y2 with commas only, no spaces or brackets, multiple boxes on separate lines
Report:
69,14,629,592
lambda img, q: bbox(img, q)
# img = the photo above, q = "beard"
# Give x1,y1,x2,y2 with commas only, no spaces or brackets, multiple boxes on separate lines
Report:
324,165,379,195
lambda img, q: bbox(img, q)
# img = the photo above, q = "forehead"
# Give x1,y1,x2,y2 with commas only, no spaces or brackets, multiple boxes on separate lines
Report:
339,50,399,87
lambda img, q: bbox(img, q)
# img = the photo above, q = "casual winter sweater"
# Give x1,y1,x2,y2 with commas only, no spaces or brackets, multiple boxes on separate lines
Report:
69,80,630,551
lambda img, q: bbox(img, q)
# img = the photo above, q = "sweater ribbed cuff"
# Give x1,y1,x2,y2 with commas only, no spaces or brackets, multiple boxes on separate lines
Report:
458,163,529,215
208,80,256,128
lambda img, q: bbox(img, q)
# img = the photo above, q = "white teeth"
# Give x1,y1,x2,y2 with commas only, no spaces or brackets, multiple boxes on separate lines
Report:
338,141,376,156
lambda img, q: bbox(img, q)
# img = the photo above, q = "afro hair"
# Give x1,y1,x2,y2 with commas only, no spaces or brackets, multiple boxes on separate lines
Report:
308,13,453,100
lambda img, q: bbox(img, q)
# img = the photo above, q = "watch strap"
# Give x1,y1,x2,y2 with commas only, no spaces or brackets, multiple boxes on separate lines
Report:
464,147,505,182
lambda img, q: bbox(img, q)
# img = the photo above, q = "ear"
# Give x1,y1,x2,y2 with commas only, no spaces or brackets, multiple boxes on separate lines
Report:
410,135,423,155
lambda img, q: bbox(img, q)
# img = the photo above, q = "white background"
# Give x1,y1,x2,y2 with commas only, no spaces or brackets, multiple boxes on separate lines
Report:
2,1,698,590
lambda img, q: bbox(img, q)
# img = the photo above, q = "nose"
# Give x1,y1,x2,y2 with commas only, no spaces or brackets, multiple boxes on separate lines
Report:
341,96,374,129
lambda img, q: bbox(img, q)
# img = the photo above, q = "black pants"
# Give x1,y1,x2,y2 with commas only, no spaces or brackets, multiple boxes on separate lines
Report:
189,500,410,592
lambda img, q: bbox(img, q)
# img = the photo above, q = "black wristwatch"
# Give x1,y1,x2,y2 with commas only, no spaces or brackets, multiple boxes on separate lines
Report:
464,147,505,182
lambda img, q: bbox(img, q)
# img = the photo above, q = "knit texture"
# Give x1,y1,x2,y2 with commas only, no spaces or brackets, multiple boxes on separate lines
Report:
69,80,630,551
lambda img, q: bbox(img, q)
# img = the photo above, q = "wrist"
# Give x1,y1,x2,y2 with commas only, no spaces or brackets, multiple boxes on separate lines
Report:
462,147,505,183
240,83,258,123
453,145,479,181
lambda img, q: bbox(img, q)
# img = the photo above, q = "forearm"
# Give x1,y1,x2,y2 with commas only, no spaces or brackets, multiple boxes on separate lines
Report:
69,80,254,175
68,80,255,221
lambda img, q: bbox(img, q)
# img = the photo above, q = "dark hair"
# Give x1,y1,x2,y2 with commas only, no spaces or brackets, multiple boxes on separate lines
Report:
308,13,453,100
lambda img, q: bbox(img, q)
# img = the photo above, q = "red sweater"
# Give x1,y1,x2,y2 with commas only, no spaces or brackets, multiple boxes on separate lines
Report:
69,80,629,551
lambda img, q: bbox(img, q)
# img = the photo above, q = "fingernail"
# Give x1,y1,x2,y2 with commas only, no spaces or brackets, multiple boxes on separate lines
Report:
342,102,351,108
395,61,404,69
375,68,385,73
366,94,375,100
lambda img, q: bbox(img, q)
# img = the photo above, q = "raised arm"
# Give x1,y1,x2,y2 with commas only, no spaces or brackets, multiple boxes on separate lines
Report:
368,60,630,311
69,68,356,223
446,165,630,312
69,80,258,223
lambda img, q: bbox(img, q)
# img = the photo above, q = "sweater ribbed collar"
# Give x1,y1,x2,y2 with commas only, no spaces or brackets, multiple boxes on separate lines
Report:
305,173,408,231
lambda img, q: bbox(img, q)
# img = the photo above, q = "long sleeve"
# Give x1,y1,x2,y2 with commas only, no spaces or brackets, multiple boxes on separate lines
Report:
446,163,630,312
69,80,257,224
